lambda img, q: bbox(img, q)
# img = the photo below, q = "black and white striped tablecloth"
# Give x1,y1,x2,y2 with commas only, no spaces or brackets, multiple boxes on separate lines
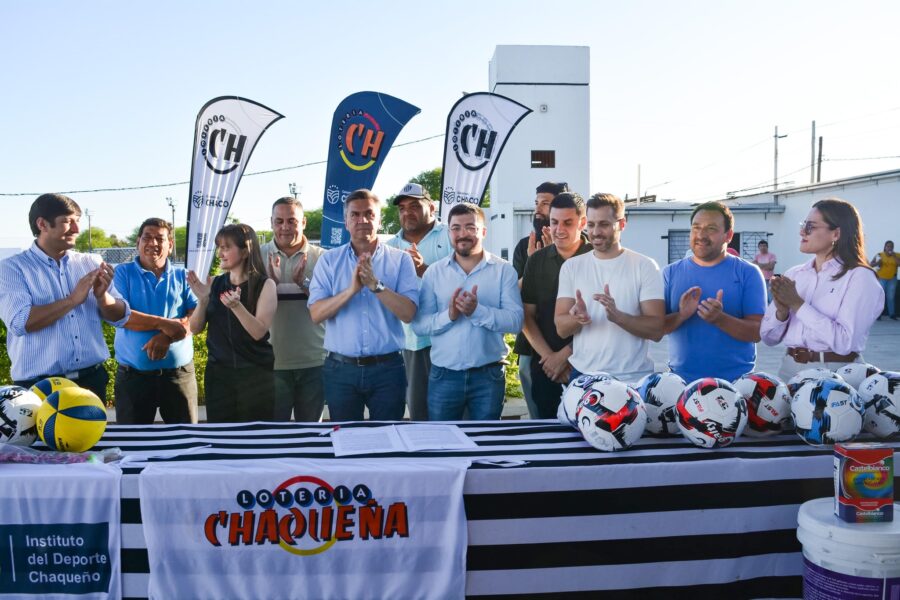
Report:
97,421,898,599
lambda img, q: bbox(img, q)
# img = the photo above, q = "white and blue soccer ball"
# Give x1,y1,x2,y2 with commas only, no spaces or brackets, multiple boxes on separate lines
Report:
676,378,748,448
835,363,881,392
791,379,863,445
0,385,43,447
635,372,686,436
575,379,646,452
733,372,792,437
557,372,615,428
787,368,844,396
858,372,900,439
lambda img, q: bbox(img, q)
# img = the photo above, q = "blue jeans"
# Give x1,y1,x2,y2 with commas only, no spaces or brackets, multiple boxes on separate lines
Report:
518,354,539,419
880,277,897,317
428,364,506,421
322,355,407,421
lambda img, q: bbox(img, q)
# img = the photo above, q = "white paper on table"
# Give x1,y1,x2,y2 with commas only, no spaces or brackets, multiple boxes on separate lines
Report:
331,426,407,456
331,424,477,456
396,424,478,451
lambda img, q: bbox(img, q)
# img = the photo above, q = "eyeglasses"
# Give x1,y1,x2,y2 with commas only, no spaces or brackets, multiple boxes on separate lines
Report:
799,220,835,235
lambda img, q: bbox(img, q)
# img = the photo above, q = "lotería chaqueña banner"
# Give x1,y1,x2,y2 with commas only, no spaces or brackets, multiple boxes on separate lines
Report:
439,93,531,220
186,96,283,277
139,458,470,600
320,92,420,248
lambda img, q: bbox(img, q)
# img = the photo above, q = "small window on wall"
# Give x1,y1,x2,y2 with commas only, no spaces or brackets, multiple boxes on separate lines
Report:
531,150,555,168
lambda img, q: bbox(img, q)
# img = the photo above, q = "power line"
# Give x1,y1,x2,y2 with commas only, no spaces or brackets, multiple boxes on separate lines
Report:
0,133,446,197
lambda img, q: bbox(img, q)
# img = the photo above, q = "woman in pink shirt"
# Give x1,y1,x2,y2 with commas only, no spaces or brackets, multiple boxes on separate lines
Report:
760,198,884,381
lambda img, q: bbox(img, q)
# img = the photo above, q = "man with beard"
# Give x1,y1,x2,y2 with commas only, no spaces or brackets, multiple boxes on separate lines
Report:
662,201,766,382
521,192,591,417
0,193,129,401
512,181,567,418
413,203,523,420
555,193,664,383
308,189,419,421
261,197,326,422
386,183,452,420
112,218,197,424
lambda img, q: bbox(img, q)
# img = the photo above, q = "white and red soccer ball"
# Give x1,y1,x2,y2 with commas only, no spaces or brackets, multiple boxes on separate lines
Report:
733,372,792,437
575,379,646,452
676,378,748,448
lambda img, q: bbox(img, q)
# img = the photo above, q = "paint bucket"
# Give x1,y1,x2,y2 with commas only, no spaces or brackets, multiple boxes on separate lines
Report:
797,498,900,599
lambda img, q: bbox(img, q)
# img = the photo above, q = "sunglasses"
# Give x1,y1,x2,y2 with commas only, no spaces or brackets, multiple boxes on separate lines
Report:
799,220,835,235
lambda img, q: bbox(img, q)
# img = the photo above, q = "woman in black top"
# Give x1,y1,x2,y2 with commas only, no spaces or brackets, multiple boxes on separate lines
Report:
188,224,277,422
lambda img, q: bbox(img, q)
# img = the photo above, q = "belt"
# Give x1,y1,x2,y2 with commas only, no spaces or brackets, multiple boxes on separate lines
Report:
34,362,105,382
118,364,183,376
468,361,505,371
787,347,858,364
326,351,400,366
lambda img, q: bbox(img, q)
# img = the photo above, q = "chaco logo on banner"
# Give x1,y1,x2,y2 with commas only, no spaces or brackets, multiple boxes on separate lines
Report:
320,92,420,248
185,96,283,278
439,92,531,220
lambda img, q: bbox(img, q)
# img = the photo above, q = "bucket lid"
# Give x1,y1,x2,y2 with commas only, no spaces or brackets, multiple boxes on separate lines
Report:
798,498,900,551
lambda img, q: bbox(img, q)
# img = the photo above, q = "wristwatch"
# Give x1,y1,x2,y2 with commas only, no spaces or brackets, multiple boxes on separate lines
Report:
372,280,386,294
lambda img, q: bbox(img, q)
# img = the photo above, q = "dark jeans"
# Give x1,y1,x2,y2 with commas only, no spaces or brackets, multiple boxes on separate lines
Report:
428,364,506,421
530,358,566,419
322,354,406,421
273,366,325,422
15,363,109,403
402,347,431,421
205,361,275,423
114,362,198,424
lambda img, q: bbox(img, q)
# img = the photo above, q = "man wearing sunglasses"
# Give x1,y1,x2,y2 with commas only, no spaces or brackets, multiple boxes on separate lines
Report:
662,202,767,382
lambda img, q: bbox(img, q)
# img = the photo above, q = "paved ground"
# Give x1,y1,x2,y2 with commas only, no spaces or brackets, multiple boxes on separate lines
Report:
107,319,899,423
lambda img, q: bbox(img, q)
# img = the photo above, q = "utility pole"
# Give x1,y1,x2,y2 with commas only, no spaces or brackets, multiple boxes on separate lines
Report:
810,121,816,183
817,136,824,183
774,126,787,191
289,182,298,199
85,209,93,252
166,197,176,261
636,164,641,206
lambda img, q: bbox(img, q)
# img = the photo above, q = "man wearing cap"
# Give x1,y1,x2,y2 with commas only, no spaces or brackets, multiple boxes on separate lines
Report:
308,189,419,421
512,181,567,418
0,193,130,401
386,182,452,420
261,196,327,422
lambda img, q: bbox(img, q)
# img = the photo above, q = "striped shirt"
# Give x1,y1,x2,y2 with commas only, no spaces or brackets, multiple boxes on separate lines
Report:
0,243,130,381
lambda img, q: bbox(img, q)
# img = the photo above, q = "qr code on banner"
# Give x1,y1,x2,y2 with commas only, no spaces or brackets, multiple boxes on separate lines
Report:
196,233,207,249
330,228,342,246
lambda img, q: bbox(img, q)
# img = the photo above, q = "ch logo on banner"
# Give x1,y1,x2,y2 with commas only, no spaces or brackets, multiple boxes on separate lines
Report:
199,114,248,175
204,475,409,557
452,110,497,171
338,109,385,172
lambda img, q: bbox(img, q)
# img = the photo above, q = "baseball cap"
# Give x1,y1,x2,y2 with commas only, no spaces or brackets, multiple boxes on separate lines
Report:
393,182,432,205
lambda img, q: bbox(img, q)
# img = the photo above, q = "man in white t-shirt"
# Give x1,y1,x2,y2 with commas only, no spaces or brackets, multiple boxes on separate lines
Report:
554,193,665,383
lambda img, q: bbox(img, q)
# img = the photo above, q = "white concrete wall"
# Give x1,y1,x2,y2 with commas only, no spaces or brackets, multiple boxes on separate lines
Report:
486,45,590,260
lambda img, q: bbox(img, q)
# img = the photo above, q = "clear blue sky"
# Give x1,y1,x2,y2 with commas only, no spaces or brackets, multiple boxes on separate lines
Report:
2,0,899,246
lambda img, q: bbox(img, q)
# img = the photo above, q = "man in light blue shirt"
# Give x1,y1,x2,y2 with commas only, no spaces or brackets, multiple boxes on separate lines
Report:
413,203,523,420
308,189,419,421
385,182,452,421
113,218,198,424
0,194,129,401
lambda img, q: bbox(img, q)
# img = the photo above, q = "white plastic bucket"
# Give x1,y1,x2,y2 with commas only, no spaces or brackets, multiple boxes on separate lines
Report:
797,498,900,599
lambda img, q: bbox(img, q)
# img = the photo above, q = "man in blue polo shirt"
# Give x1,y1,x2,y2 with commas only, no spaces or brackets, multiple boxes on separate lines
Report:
386,182,452,420
112,218,198,424
662,202,766,382
308,189,419,421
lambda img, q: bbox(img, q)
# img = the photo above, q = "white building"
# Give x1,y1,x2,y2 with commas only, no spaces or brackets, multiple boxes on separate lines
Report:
485,45,590,260
623,169,900,270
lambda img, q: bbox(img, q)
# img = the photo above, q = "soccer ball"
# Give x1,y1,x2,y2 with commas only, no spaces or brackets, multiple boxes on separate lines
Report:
0,385,43,447
36,387,108,452
29,377,78,401
557,372,615,428
834,363,881,391
787,368,845,396
733,372,793,437
635,372,686,436
676,378,748,448
575,379,646,451
858,372,900,439
791,379,863,446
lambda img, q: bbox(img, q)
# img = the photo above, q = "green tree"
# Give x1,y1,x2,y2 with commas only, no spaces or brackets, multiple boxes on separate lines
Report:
75,228,114,251
305,208,323,241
